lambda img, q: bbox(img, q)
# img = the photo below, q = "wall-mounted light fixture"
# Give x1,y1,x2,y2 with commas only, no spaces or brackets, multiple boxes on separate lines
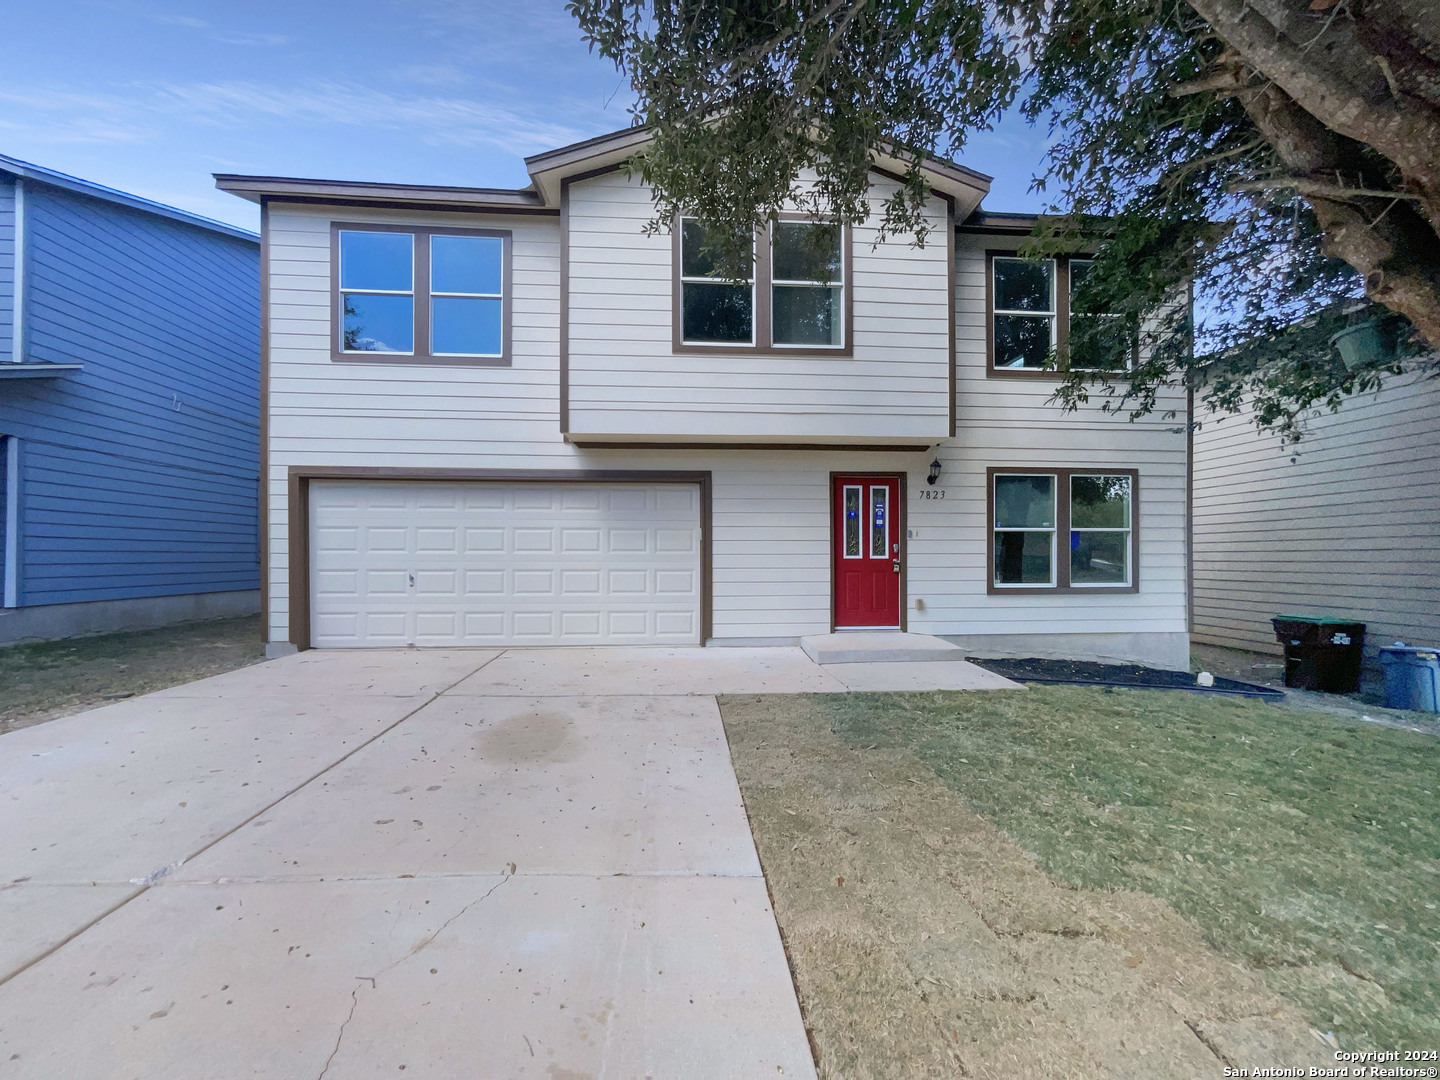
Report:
927,457,942,486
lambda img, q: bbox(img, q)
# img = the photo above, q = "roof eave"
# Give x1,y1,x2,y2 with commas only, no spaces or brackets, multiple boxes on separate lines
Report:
0,154,258,243
213,175,550,213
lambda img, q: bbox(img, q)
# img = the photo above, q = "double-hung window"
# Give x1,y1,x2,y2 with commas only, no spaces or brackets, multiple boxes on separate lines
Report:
679,218,755,345
990,468,1137,592
676,216,849,353
987,253,1131,373
334,224,511,364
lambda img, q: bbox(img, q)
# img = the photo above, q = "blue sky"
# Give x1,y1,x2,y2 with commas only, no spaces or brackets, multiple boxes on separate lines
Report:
0,0,1054,233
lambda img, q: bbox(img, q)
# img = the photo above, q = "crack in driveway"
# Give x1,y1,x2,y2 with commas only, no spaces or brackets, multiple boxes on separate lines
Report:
315,870,514,1080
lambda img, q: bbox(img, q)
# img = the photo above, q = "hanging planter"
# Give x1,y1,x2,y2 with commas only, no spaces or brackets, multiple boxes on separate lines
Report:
1329,316,1400,370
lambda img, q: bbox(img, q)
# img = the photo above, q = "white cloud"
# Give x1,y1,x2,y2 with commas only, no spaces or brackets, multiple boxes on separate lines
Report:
145,79,602,157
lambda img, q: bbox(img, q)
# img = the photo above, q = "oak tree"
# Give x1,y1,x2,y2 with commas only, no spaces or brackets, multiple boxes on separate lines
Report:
568,0,1439,436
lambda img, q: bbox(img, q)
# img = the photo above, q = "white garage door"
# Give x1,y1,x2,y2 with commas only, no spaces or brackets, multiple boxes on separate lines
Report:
309,480,702,648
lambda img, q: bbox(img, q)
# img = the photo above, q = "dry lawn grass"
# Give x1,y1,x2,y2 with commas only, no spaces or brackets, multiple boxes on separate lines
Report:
720,688,1439,1079
0,615,264,734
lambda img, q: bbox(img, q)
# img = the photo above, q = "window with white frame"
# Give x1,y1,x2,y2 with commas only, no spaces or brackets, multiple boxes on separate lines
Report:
336,225,510,362
989,254,1132,372
991,257,1056,370
1066,259,1131,372
679,218,754,345
992,473,1057,586
990,468,1137,592
771,221,843,347
677,215,847,351
1069,474,1132,586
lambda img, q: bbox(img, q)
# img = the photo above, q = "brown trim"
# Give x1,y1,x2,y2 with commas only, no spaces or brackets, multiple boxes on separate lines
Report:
827,471,908,632
947,206,957,438
252,194,556,217
671,214,855,357
215,174,545,209
330,221,514,367
287,468,308,650
285,468,713,651
559,178,570,435
899,471,909,632
563,162,625,186
258,198,270,643
985,467,1141,596
564,440,935,453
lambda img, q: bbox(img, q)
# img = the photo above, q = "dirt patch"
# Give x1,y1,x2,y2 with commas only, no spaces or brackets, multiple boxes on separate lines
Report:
720,692,1363,1079
0,615,264,735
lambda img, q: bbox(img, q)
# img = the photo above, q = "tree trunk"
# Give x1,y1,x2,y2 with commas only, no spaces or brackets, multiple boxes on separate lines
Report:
1185,0,1440,348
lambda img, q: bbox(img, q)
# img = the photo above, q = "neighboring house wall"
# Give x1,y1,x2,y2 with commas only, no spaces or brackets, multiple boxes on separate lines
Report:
263,199,1189,665
0,175,14,362
1192,370,1440,660
565,170,952,442
0,178,260,637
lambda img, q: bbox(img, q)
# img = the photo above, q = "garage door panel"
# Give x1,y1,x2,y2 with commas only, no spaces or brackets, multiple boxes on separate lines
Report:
310,481,702,647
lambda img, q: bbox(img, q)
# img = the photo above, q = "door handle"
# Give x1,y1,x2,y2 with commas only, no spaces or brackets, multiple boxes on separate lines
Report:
892,560,901,574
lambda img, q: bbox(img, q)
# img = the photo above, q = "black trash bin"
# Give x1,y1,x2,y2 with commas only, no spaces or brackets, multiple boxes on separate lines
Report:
1271,615,1366,693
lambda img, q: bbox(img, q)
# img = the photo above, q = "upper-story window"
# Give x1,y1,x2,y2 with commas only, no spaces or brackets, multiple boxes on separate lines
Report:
333,224,511,365
676,216,850,355
679,219,755,346
987,253,1131,375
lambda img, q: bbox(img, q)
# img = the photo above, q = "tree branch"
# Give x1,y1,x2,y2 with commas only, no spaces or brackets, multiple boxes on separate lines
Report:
1229,178,1425,201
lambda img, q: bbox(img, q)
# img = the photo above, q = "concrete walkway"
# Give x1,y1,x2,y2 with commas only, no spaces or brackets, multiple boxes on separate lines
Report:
0,646,1014,1078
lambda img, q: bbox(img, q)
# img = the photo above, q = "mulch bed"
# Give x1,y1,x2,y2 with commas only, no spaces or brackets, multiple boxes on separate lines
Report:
966,656,1283,699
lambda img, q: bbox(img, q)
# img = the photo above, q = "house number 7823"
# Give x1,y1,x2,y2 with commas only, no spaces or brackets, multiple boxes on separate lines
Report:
918,489,946,500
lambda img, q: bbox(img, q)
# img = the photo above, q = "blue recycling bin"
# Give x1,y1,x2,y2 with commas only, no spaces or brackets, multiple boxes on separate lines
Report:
1378,646,1440,713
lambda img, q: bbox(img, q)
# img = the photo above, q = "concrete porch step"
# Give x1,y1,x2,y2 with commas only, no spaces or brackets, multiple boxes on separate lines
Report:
800,632,966,665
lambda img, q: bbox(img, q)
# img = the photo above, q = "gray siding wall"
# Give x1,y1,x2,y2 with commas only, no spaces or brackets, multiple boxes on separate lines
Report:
0,179,260,607
1192,371,1440,658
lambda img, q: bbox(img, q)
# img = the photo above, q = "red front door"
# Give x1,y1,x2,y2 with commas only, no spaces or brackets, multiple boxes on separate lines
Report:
832,474,902,628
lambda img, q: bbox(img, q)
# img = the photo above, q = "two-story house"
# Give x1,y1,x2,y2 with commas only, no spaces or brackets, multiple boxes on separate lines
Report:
2,154,260,644
217,128,1189,667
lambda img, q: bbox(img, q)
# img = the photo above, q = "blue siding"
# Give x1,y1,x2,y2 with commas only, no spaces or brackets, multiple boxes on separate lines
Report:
0,175,14,363
0,178,260,607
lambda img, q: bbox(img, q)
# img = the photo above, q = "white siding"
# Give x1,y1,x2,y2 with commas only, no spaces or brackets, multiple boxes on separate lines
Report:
565,170,952,442
1192,371,1440,658
262,205,1189,658
900,234,1189,641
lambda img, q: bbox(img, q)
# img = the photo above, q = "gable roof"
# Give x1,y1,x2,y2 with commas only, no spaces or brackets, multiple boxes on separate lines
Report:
523,127,993,216
216,126,994,220
0,153,258,243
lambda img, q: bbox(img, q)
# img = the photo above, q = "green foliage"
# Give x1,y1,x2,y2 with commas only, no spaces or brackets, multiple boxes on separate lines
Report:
570,1,1017,279
818,685,1440,1051
567,0,1433,440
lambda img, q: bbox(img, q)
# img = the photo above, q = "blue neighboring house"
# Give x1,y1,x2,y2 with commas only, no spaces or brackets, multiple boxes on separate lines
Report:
0,154,261,644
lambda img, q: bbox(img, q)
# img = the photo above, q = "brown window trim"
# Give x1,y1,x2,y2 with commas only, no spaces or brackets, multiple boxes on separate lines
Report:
984,249,1131,379
330,221,513,367
985,466,1140,596
672,213,854,357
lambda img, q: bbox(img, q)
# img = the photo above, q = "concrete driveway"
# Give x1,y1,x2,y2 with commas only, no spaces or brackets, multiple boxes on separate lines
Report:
0,646,1013,1078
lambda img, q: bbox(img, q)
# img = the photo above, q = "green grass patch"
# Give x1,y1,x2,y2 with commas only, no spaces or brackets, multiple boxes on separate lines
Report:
817,685,1440,1051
